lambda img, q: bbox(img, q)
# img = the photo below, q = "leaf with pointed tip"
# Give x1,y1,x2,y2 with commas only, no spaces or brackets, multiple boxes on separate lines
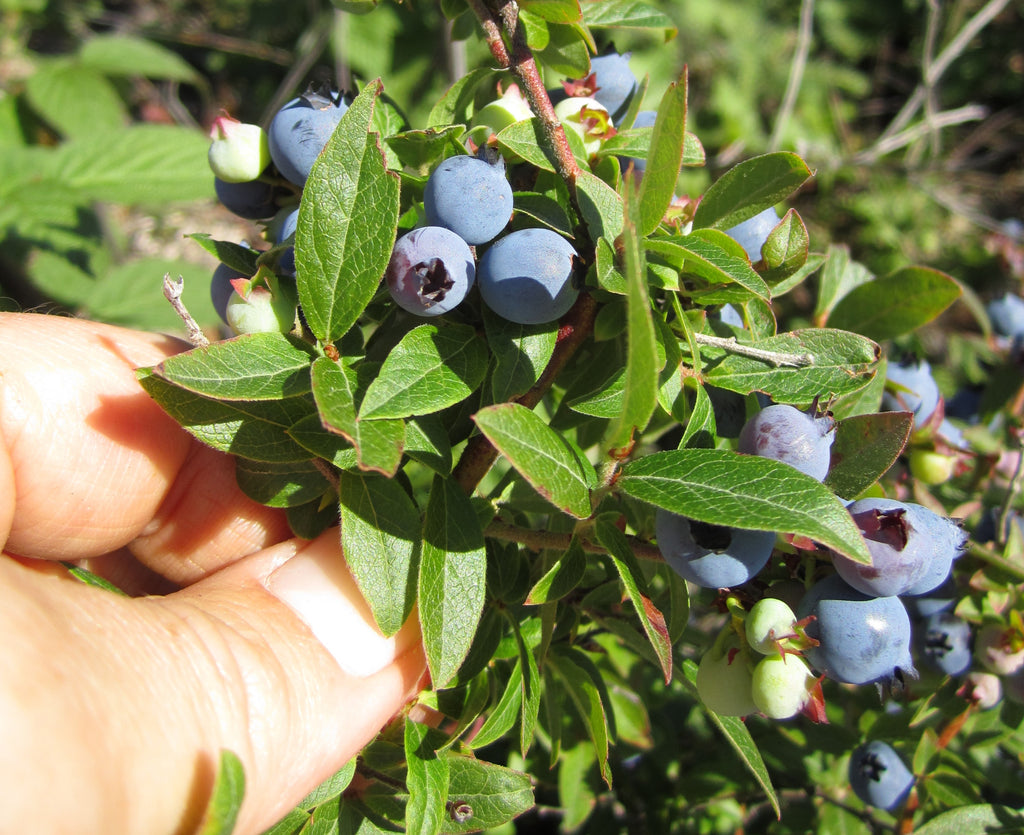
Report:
826,411,914,499
196,750,245,835
234,459,331,508
339,471,421,637
576,168,623,243
187,234,259,275
483,309,558,403
617,448,872,563
359,323,488,420
405,720,450,835
311,357,404,476
692,152,812,231
419,476,488,689
296,79,401,345
153,333,316,400
548,646,614,787
474,403,595,519
428,68,493,128
441,756,535,833
526,537,587,604
636,71,687,236
582,0,678,38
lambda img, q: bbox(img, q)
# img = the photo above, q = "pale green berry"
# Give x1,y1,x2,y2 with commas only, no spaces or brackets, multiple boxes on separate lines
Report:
696,631,757,717
747,597,798,655
751,654,815,719
909,448,956,486
473,85,534,135
225,277,296,335
208,115,271,183
553,96,610,156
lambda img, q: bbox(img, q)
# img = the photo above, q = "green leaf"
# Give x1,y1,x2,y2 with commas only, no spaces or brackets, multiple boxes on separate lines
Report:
825,411,914,499
428,68,493,128
593,517,673,683
406,415,454,474
187,235,260,276
138,370,316,463
495,118,568,172
153,334,316,400
296,79,401,345
576,168,624,242
692,152,813,231
483,309,558,402
440,756,534,833
701,328,880,404
359,323,489,420
557,743,598,830
297,761,358,811
386,125,466,171
759,208,808,281
535,23,591,77
648,232,770,300
197,750,245,835
603,181,658,453
419,475,488,688
260,808,310,835
339,470,421,636
548,646,613,786
617,448,872,563
60,562,128,596
468,666,524,750
636,71,687,236
520,0,581,23
680,382,717,448
311,357,405,476
526,536,587,604
680,660,779,819
582,0,678,38
235,459,331,508
287,413,359,471
913,806,1024,834
513,622,542,755
510,191,574,237
827,266,962,341
25,60,126,138
813,245,874,323
79,34,202,82
405,720,450,835
474,403,595,519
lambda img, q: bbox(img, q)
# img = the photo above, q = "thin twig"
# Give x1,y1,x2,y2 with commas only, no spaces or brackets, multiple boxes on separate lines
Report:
162,273,209,348
854,104,988,164
769,0,815,152
693,333,815,367
485,519,664,562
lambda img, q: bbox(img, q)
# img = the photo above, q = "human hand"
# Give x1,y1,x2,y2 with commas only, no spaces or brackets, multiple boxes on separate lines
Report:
0,312,426,834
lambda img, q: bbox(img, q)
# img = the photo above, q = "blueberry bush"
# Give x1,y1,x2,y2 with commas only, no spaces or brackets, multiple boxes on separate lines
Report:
10,0,1024,833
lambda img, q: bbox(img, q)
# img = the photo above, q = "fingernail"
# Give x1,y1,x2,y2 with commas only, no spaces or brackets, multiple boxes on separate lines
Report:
265,530,417,678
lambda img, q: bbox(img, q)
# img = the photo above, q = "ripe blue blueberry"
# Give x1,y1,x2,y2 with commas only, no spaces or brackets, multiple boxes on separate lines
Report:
848,740,914,811
423,150,513,245
215,177,279,219
831,498,963,598
737,403,835,482
272,206,300,277
797,573,915,686
585,51,638,124
725,207,781,262
478,228,579,324
918,612,972,676
385,226,475,317
987,293,1024,338
881,357,941,429
211,262,240,325
655,509,776,589
268,88,349,186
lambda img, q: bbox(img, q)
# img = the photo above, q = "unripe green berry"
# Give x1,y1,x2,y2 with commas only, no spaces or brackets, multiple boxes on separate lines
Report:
747,597,798,655
553,96,612,156
225,273,297,335
473,85,534,135
696,630,756,717
751,654,815,719
208,115,271,183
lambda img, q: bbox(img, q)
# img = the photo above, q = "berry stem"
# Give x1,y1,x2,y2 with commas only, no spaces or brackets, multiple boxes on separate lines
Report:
162,273,210,348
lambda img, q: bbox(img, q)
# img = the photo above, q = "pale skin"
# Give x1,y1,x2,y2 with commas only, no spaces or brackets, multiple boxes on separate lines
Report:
0,312,426,834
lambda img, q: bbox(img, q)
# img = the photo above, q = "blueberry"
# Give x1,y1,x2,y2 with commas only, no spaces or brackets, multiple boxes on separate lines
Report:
737,403,835,482
268,89,349,186
211,262,242,325
832,498,963,598
478,228,579,325
725,207,781,263
918,612,972,676
423,150,514,245
797,573,915,686
848,740,915,811
385,226,475,317
717,302,745,329
272,206,300,277
655,509,776,589
902,575,957,619
987,293,1024,338
881,357,941,429
215,177,279,220
582,50,638,124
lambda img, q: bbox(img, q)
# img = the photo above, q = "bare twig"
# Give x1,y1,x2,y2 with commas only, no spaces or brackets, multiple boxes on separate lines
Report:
162,273,209,348
769,0,815,152
485,519,664,562
854,104,988,164
693,333,815,367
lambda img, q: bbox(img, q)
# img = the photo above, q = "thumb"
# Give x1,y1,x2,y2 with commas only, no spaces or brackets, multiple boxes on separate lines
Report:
0,529,425,835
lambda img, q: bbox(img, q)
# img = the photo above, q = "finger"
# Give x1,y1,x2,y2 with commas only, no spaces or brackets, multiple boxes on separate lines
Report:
1,528,426,835
0,313,288,572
